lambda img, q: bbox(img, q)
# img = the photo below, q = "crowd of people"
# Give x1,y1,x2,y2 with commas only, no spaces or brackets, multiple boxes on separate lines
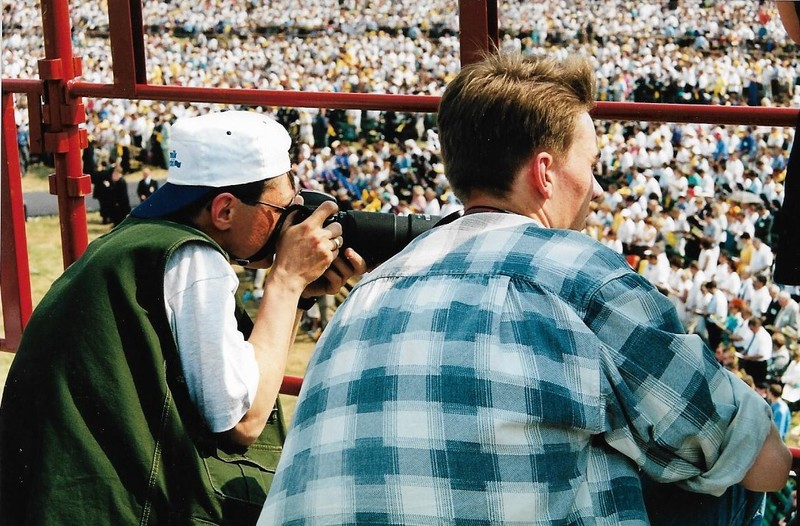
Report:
6,0,800,165
3,1,800,523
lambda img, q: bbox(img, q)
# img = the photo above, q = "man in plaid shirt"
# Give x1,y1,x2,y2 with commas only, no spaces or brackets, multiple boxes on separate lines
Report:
260,53,790,525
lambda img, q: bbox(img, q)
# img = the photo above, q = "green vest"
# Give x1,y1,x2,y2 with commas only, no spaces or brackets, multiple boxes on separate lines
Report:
0,218,284,525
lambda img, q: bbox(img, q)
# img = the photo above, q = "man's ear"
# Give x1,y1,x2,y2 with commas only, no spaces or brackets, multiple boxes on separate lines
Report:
526,150,555,199
208,192,237,231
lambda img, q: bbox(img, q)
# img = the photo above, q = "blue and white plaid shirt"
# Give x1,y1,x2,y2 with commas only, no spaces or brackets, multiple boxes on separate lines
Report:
261,213,772,525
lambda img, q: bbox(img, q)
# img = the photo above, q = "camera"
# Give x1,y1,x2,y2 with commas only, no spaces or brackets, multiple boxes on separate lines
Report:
297,190,441,266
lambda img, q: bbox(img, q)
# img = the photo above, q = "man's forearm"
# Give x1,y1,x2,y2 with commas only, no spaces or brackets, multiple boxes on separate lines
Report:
741,423,792,492
227,272,304,447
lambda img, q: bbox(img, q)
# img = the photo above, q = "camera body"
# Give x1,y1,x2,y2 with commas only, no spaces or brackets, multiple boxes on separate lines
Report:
297,190,440,266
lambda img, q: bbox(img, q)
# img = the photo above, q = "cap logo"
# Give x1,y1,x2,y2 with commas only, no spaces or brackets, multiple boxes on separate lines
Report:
169,150,182,168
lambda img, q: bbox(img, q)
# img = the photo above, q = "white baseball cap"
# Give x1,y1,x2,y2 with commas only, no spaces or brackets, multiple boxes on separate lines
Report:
132,111,291,218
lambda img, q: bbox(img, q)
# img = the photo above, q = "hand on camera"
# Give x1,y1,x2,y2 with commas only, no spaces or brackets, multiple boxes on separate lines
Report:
302,245,368,298
270,199,366,295
269,200,344,290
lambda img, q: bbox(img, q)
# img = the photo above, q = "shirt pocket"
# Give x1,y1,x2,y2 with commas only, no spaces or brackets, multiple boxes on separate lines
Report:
201,405,285,519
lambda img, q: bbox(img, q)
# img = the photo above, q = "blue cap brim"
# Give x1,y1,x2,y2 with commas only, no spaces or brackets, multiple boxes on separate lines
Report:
130,183,213,219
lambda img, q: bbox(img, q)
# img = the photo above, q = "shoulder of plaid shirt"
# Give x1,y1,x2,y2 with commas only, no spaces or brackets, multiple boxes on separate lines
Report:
261,213,789,525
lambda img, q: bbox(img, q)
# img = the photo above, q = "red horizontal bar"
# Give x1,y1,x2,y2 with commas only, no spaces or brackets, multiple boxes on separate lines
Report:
593,101,798,128
792,447,800,472
2,79,44,95
68,81,441,113
64,81,800,127
280,375,304,397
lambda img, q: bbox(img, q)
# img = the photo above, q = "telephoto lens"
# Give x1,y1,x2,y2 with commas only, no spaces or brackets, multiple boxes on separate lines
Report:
299,190,440,266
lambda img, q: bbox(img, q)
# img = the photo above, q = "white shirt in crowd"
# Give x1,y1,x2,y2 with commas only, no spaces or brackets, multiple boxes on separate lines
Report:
743,326,773,362
705,288,729,319
750,285,773,318
750,242,774,275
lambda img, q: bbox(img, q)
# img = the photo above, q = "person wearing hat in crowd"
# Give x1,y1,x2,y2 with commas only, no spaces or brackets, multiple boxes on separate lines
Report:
260,52,789,525
0,110,367,525
439,190,465,217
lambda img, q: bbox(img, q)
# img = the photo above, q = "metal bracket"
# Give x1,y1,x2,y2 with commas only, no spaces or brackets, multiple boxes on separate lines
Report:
48,172,92,197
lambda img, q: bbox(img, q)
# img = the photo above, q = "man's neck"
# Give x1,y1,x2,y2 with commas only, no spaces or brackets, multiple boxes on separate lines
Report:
465,192,548,227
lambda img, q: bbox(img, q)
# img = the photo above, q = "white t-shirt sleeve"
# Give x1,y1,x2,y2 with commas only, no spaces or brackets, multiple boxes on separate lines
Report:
163,243,260,433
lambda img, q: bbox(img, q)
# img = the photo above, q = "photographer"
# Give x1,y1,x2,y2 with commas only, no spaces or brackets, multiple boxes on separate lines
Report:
0,111,366,525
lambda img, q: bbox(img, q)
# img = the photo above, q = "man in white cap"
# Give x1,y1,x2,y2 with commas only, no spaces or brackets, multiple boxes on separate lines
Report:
0,110,366,525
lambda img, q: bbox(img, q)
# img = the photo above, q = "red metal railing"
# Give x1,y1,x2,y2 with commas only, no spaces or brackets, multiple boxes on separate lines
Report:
1,93,34,350
280,375,304,397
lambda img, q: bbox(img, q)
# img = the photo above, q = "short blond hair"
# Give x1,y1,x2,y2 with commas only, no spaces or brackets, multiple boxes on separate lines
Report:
438,52,595,201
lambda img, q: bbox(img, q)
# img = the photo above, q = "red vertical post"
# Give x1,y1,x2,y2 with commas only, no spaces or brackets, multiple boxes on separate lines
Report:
458,0,499,66
39,0,91,267
1,94,33,351
107,0,149,94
